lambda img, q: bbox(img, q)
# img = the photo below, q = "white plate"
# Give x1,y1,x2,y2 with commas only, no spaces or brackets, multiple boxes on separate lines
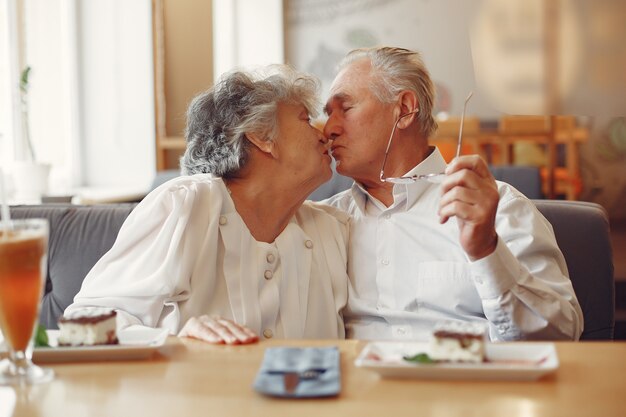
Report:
1,327,168,363
355,341,558,381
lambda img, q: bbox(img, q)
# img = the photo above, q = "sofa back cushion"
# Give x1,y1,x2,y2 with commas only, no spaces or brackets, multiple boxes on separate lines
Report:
532,200,615,339
9,204,136,329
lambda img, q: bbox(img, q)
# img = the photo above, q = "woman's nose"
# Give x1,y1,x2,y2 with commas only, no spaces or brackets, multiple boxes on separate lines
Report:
318,129,329,144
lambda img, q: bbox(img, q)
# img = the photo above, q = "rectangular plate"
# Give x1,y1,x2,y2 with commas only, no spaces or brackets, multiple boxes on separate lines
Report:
355,342,558,381
1,327,168,363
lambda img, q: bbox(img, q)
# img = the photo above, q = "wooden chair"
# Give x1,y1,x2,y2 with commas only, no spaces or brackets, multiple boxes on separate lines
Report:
497,116,587,200
431,117,482,162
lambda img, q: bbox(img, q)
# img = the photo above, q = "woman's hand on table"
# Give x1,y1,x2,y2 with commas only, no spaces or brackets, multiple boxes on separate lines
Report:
178,315,259,345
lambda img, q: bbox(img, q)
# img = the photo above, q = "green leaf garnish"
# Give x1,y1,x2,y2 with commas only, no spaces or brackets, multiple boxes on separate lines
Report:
403,352,435,364
34,324,50,348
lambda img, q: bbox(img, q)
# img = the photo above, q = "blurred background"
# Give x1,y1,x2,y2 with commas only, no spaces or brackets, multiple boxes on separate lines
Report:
2,0,625,212
1,0,624,336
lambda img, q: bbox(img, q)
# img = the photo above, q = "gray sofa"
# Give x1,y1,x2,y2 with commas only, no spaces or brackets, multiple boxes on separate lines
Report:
10,204,136,329
10,199,614,339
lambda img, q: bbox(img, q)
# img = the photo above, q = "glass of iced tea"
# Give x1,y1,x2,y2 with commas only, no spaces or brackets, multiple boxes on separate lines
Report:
0,218,54,385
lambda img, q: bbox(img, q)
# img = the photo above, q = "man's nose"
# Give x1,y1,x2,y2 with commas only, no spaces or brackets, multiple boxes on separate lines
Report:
323,115,342,141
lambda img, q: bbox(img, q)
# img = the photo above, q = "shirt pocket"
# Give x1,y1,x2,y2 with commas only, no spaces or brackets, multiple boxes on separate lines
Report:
414,261,482,317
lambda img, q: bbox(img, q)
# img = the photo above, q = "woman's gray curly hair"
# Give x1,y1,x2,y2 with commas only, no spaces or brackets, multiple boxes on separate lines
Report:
338,46,437,138
181,65,320,177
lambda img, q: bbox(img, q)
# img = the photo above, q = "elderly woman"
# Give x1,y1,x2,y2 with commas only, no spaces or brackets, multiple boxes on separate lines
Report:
66,65,349,344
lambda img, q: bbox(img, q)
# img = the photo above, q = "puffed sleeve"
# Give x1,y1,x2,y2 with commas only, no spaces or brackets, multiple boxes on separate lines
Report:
65,177,217,333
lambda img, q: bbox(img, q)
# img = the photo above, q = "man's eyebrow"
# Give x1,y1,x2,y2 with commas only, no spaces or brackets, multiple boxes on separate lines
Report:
324,92,351,115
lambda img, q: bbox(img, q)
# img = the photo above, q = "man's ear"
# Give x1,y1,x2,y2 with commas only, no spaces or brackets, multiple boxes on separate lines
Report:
245,132,276,157
396,90,419,129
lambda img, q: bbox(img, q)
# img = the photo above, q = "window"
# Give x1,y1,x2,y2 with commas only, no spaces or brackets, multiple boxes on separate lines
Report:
0,0,80,196
0,0,16,167
1,0,155,202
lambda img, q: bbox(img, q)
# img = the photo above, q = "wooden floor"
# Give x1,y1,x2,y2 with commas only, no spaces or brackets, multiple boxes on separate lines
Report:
611,219,626,340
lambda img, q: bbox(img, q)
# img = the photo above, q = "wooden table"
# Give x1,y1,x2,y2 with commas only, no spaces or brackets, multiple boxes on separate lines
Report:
3,339,626,417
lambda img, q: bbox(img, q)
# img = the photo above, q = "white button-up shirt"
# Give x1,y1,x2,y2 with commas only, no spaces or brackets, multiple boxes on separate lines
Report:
67,175,349,339
324,148,583,341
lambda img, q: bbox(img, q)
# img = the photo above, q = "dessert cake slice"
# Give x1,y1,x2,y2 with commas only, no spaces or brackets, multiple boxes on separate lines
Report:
429,321,487,363
57,308,119,346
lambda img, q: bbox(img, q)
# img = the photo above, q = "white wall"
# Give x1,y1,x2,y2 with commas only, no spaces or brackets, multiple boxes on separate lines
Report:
78,0,155,188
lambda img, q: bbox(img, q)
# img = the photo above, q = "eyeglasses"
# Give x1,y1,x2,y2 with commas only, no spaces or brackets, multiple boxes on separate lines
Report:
380,91,474,184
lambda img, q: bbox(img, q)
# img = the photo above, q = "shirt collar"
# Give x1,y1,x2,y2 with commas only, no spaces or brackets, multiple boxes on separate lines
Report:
349,146,447,213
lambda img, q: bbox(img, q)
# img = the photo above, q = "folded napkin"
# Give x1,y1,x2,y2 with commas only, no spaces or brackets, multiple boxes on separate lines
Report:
253,346,340,398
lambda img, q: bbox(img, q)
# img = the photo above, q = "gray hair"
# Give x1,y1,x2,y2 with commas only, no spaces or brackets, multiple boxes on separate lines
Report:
181,65,321,177
337,46,437,138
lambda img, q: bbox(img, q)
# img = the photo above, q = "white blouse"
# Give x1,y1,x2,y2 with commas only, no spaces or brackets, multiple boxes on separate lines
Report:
66,175,350,339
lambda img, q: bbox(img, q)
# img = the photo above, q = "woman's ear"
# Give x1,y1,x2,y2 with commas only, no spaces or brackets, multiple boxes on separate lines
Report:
245,132,277,157
396,90,419,129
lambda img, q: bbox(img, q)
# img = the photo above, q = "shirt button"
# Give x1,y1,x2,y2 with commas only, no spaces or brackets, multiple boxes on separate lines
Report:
384,214,391,220
219,216,227,225
304,240,314,249
263,329,273,339
475,277,483,284
266,253,275,263
396,328,406,335
381,259,390,266
498,325,507,333
264,270,273,280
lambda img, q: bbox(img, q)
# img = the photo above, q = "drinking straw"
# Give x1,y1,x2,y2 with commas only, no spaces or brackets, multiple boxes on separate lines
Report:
0,167,11,231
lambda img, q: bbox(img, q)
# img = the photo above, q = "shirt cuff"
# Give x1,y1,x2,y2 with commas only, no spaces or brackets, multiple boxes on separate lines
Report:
467,237,520,299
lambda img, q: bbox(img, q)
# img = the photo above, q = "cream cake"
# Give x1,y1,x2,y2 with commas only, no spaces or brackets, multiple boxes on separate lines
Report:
57,308,119,346
429,321,487,363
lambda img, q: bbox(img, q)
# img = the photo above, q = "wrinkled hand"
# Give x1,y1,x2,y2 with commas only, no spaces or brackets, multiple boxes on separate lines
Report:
438,155,499,260
178,315,259,345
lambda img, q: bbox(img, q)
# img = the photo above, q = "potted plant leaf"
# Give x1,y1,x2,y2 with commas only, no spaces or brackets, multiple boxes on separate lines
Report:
11,66,51,202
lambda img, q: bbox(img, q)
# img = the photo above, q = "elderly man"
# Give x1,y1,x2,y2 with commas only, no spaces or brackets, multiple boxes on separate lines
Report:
323,46,583,341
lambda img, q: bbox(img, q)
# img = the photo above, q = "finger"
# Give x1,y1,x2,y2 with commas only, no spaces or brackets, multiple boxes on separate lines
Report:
439,182,479,209
438,199,475,223
216,319,259,344
439,188,498,227
445,155,492,178
177,316,202,337
204,318,241,345
178,318,224,344
439,168,483,195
